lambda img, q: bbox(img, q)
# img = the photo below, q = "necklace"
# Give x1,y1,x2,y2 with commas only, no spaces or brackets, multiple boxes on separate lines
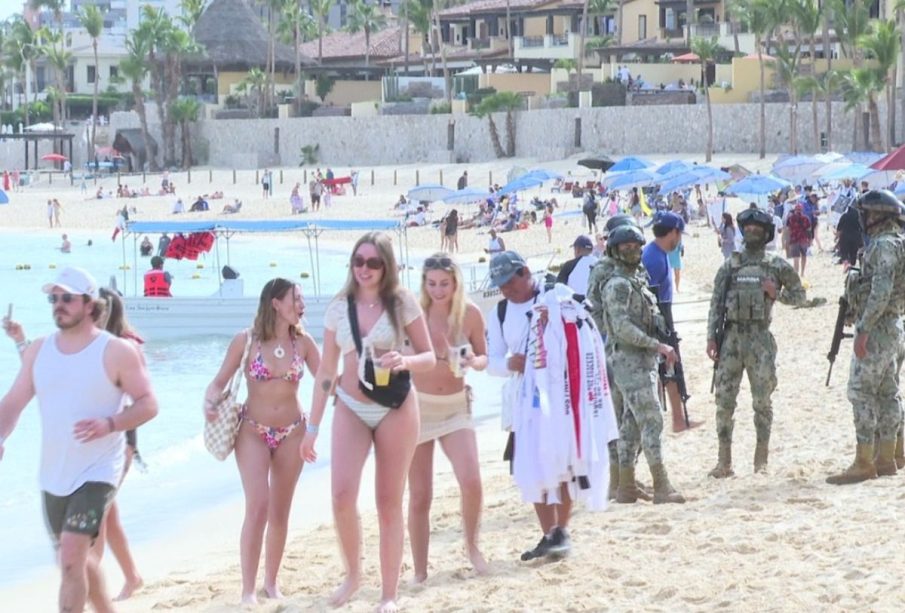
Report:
273,343,286,359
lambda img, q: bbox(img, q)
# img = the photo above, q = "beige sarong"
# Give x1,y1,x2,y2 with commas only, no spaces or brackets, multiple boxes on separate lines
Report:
417,387,473,444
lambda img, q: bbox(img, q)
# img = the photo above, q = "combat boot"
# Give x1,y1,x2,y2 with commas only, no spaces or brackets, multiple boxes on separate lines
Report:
896,430,905,470
753,439,769,474
875,439,898,477
708,440,734,478
826,443,878,485
650,464,686,504
615,466,652,503
608,462,619,500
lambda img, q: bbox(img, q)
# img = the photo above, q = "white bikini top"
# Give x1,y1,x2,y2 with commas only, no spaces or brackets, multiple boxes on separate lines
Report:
324,290,423,356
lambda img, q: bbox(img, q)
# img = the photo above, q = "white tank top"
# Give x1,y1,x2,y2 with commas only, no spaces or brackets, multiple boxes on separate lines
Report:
34,331,125,496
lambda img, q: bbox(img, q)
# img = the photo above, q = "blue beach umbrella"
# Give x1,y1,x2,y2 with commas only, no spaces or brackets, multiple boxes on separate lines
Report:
442,187,493,204
498,174,546,195
846,151,886,165
819,163,872,181
604,168,659,190
523,168,563,181
0,189,8,204
609,156,655,173
407,183,454,202
656,160,693,175
659,166,731,193
728,174,791,196
772,155,825,183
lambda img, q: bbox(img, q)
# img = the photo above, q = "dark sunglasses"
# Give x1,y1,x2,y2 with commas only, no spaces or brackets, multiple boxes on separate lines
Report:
352,255,385,270
423,256,454,271
47,293,79,304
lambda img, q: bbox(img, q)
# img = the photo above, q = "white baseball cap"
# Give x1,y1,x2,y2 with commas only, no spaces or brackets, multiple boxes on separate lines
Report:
42,267,99,299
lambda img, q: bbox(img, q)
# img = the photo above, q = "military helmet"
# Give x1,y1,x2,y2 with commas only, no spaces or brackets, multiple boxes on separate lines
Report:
857,189,901,214
607,224,646,249
603,214,641,237
736,207,775,244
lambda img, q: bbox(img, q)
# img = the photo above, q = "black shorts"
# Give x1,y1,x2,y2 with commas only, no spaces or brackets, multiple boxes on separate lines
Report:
43,482,116,547
311,194,321,204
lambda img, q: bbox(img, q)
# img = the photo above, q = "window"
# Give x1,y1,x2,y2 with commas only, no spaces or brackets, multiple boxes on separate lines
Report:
638,15,647,39
87,65,96,84
109,66,118,79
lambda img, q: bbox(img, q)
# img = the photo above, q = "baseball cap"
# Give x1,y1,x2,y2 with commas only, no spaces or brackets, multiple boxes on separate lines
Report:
489,251,527,287
572,235,594,250
652,211,686,232
42,266,99,299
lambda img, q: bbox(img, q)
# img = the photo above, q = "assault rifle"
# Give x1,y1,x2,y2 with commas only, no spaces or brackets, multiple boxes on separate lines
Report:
826,296,852,386
659,329,691,428
710,274,731,393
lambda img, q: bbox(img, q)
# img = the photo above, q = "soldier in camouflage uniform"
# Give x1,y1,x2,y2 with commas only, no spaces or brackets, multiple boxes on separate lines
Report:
707,208,813,477
827,190,905,485
586,215,652,501
598,225,685,504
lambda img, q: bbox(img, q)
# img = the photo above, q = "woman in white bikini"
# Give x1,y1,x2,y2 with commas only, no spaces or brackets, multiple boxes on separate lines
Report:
300,232,435,613
408,253,489,582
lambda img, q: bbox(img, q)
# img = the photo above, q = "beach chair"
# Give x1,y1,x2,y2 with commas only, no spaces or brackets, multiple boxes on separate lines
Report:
563,181,574,193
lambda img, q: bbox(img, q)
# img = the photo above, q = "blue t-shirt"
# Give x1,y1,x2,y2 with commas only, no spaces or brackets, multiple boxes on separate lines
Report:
642,241,672,304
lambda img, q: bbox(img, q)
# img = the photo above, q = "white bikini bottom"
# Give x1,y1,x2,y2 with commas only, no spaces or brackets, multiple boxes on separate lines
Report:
336,387,391,430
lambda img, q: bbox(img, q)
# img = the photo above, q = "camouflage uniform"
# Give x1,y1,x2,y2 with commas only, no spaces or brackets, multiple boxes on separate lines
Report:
844,224,905,447
707,246,807,471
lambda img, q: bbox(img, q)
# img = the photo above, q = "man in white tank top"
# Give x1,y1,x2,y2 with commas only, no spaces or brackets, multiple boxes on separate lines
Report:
0,267,159,613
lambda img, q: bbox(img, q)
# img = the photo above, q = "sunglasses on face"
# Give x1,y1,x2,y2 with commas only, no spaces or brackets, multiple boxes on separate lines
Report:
352,255,385,270
423,256,454,271
47,293,80,305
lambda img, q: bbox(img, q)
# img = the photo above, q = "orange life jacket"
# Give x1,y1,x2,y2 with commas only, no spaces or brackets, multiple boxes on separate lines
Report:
144,270,172,297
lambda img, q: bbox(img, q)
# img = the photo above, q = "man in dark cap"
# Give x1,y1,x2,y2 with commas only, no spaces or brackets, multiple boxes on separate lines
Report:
556,234,597,297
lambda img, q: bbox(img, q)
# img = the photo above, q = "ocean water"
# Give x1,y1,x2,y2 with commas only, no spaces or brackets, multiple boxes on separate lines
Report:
0,229,504,587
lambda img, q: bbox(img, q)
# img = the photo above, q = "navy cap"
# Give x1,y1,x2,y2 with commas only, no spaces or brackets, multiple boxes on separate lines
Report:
653,211,686,232
489,250,527,287
572,234,594,250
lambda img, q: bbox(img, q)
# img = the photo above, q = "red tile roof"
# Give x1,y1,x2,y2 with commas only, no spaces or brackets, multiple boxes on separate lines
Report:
298,26,403,61
440,0,555,19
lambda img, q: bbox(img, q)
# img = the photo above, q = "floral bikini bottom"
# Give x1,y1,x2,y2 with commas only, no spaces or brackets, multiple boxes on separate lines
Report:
240,406,303,452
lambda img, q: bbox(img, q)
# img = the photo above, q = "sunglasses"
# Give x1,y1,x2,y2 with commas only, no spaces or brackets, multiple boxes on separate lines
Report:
352,255,385,270
423,256,454,271
47,293,80,304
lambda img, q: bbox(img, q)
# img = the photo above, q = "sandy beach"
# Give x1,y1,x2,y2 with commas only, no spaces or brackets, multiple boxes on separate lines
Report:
3,154,904,611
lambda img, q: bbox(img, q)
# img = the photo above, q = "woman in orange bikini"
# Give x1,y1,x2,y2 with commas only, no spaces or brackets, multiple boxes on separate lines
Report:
205,278,320,604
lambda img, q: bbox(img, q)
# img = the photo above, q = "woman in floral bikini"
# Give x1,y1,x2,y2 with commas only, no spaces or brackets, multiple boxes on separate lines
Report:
205,278,320,604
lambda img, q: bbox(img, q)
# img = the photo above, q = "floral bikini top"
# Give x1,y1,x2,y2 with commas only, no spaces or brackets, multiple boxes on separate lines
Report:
247,337,304,383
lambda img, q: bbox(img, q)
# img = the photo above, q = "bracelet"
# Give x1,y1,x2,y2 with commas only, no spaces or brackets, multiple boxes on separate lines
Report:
16,340,29,353
306,423,319,435
106,416,116,433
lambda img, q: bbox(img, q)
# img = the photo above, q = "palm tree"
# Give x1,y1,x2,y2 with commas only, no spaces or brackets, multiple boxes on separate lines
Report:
831,0,872,148
310,0,334,65
78,4,104,155
472,91,522,158
840,68,882,150
690,37,721,162
3,16,39,126
821,1,833,150
278,0,317,114
793,0,820,152
162,28,200,165
42,31,71,128
859,19,900,151
238,67,268,117
577,0,610,91
119,33,157,170
685,0,695,45
431,0,452,105
403,0,432,75
798,69,842,153
731,0,771,159
179,0,208,29
773,46,805,154
347,0,387,72
170,97,201,168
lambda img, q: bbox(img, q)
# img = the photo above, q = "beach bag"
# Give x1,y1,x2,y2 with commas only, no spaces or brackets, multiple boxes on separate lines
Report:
346,296,411,409
203,329,253,460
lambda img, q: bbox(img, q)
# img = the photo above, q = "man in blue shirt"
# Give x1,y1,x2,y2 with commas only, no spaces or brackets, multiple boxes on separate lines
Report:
642,212,701,432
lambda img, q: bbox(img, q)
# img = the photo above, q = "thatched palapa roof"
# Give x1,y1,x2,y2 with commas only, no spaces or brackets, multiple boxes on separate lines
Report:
189,0,315,72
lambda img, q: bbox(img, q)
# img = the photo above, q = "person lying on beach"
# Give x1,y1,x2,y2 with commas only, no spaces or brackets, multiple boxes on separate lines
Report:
221,199,242,215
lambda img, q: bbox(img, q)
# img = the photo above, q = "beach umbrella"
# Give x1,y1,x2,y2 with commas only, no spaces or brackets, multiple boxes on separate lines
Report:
814,152,846,163
772,155,825,182
819,163,872,181
609,156,654,173
0,189,8,204
407,183,454,202
498,174,548,194
860,169,899,188
604,168,659,190
727,174,791,195
577,153,615,171
846,151,885,165
41,153,68,162
656,160,693,175
507,166,529,183
524,168,563,181
659,166,732,193
672,52,700,63
870,143,905,171
442,187,493,204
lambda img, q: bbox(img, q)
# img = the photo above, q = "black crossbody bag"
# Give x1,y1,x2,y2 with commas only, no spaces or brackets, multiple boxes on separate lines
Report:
347,296,411,409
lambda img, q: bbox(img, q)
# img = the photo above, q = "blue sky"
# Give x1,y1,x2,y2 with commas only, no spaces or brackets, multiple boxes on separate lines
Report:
0,0,19,23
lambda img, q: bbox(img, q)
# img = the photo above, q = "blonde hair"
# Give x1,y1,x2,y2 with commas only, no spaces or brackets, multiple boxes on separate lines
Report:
252,278,302,342
419,252,467,342
338,232,404,341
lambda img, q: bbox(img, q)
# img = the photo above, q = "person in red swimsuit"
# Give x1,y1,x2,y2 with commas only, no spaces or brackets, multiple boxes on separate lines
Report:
204,278,321,605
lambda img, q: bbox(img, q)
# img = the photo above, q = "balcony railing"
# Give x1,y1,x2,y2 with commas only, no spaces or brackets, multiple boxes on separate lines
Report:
522,36,545,48
552,34,569,46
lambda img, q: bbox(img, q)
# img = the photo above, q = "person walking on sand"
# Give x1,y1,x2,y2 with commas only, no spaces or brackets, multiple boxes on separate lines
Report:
261,169,271,199
408,254,488,582
53,198,63,227
299,232,436,613
0,267,159,613
47,199,54,228
543,203,554,243
205,278,320,604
